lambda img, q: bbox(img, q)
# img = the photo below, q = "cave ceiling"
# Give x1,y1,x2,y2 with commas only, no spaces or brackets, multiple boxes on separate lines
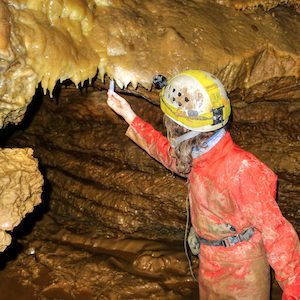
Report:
0,0,299,127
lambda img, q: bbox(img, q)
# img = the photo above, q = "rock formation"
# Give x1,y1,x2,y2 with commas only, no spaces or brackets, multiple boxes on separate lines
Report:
0,0,299,299
0,148,43,252
0,0,43,255
1,0,299,126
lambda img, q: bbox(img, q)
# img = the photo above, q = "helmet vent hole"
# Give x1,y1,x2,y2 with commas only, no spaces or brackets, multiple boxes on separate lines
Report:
178,102,182,107
173,88,176,92
178,92,181,97
172,97,175,102
185,97,189,102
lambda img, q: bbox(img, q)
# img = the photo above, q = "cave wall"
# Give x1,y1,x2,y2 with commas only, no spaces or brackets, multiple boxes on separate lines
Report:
15,88,187,241
10,84,300,236
4,87,199,299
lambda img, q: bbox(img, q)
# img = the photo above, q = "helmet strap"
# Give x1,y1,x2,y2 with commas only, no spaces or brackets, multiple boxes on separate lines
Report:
170,130,203,149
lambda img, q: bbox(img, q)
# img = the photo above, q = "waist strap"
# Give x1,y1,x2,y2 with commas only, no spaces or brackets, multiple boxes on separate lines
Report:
198,227,255,248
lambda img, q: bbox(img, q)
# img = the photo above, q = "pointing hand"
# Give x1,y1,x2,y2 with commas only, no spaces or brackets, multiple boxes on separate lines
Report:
107,91,136,125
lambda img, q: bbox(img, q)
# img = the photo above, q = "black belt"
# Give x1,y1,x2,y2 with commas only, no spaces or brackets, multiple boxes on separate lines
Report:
198,227,255,248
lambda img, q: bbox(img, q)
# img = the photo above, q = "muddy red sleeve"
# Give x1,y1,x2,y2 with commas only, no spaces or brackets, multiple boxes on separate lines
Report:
126,116,180,175
235,156,300,299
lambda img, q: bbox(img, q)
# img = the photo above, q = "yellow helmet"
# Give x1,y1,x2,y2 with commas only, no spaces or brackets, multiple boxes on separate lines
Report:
160,70,231,132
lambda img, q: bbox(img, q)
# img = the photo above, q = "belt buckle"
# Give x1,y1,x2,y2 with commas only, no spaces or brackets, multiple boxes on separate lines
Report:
221,236,237,247
221,239,230,247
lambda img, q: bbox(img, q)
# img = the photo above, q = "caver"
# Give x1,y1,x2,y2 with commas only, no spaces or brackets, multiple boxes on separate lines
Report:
107,70,300,300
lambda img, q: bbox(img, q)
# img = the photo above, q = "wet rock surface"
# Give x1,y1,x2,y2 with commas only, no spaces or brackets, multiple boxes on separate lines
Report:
11,88,188,242
2,85,297,298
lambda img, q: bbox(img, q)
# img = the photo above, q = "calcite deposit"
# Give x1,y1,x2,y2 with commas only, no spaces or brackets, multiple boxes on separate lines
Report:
0,148,43,252
0,0,300,127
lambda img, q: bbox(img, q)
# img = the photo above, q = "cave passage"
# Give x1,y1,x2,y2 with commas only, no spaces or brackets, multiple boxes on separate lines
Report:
0,83,292,299
0,0,299,298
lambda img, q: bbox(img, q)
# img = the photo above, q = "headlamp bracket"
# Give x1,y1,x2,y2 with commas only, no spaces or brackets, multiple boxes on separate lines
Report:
212,107,224,125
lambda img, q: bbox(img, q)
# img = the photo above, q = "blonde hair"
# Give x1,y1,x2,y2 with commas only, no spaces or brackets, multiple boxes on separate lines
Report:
164,116,213,174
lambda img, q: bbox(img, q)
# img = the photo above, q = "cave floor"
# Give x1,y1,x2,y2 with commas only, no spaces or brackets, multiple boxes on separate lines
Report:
0,214,283,300
0,261,283,300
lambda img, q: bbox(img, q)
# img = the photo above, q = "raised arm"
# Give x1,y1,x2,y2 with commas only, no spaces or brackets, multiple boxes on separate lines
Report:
107,91,180,175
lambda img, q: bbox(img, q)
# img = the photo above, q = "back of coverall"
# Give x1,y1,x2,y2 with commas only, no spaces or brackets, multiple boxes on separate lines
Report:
126,116,300,300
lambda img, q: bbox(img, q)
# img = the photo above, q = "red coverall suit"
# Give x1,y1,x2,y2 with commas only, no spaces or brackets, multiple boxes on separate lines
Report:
126,116,300,300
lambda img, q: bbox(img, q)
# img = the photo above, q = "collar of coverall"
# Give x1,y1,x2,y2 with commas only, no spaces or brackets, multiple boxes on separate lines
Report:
192,131,233,167
191,128,226,158
170,128,226,154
